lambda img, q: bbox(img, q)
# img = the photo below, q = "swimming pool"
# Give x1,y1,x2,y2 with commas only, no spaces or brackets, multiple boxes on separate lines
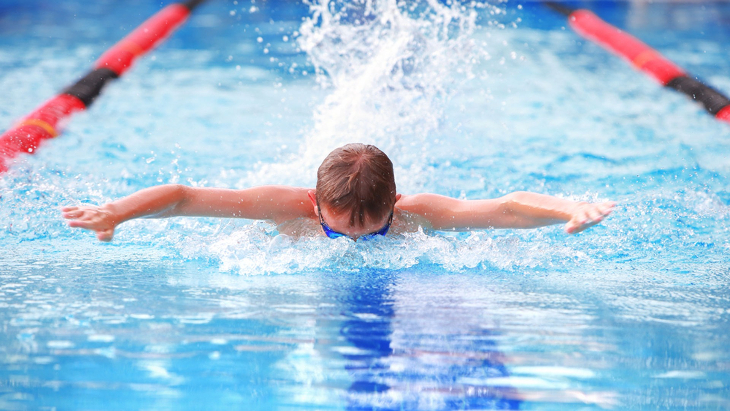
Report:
1,0,729,409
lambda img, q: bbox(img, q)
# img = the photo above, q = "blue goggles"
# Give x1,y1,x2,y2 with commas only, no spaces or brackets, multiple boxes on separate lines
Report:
318,202,393,240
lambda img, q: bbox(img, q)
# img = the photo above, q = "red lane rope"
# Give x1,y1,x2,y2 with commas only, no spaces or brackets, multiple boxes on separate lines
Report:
0,95,87,173
563,8,730,125
95,4,191,76
569,10,686,86
716,106,730,122
0,4,195,173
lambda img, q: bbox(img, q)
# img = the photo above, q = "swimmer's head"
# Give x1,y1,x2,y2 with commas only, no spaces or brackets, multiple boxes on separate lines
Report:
310,143,397,237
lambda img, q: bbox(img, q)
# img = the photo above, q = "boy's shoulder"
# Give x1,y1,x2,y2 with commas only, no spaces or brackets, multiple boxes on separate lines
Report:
394,197,434,233
395,193,455,214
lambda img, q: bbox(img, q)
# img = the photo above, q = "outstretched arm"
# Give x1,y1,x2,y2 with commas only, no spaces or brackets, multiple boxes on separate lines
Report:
62,184,313,242
397,191,615,234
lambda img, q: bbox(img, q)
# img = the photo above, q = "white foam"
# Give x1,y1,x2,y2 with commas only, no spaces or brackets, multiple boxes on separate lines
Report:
238,0,491,194
179,221,589,275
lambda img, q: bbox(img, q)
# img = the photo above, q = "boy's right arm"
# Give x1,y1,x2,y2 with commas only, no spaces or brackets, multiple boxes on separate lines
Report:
62,184,313,242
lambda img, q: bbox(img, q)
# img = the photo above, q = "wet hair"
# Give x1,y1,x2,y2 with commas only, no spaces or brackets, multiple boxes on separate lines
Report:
316,143,397,227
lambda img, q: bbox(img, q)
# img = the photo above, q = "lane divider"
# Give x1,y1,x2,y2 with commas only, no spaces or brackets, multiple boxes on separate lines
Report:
544,2,730,125
0,0,208,173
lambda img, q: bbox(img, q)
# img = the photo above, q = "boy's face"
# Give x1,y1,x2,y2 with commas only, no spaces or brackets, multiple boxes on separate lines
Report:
307,190,400,239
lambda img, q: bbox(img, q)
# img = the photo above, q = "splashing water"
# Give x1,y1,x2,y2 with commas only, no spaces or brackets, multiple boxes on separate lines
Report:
193,0,570,275
160,0,728,276
244,0,490,191
180,222,593,276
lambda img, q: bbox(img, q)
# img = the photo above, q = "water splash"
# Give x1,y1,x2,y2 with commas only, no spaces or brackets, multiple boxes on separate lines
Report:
171,186,729,276
241,0,490,192
176,220,592,276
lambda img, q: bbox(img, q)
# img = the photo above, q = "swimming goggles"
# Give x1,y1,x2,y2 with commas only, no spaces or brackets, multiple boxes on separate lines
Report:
318,201,393,240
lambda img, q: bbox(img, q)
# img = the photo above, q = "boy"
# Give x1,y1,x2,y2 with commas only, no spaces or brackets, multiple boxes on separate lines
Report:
63,143,615,241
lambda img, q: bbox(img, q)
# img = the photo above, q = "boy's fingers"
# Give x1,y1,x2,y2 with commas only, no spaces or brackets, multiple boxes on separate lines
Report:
587,208,603,222
97,229,114,242
61,206,78,212
67,220,84,228
566,201,616,235
566,219,581,234
68,220,97,229
62,210,84,219
568,223,583,234
578,210,589,224
594,204,613,219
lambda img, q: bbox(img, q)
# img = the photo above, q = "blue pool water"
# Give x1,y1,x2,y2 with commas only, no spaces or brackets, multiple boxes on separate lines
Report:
1,0,729,409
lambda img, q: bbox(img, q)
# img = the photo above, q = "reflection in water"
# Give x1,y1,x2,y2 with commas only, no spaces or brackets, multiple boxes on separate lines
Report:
339,270,396,406
338,270,521,410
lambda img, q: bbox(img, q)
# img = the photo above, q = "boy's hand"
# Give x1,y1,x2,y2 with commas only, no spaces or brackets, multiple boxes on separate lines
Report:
62,205,118,242
565,201,616,234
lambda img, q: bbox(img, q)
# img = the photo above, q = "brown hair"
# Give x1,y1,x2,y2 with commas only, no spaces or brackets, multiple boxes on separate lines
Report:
316,143,397,227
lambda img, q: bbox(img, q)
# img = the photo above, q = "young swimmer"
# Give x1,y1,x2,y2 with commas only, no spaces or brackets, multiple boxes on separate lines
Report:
63,143,615,241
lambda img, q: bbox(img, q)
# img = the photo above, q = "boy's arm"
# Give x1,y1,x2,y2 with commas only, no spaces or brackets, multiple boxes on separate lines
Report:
62,184,313,242
397,191,615,234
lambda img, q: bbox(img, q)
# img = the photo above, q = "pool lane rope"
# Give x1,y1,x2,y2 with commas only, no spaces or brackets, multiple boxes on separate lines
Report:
0,0,208,174
544,2,730,125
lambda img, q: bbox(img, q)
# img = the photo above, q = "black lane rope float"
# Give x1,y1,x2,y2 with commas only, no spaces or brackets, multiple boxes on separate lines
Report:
0,0,208,174
544,2,730,125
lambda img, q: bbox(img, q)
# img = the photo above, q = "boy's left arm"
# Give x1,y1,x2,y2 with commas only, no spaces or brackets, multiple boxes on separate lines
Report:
397,192,615,234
